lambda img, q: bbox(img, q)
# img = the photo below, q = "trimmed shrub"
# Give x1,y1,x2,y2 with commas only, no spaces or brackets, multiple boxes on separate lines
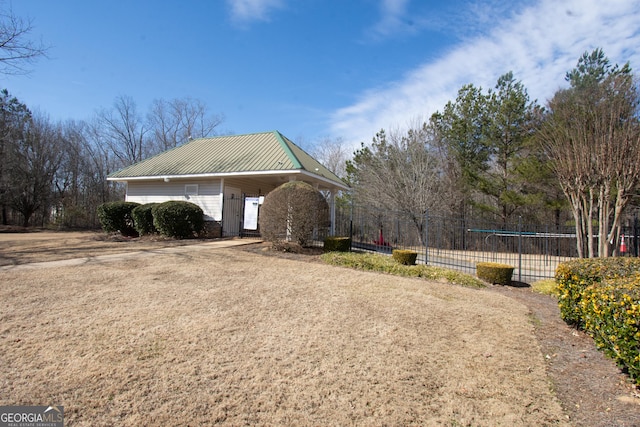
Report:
97,201,140,237
555,258,640,327
132,203,158,236
392,249,417,266
555,258,640,385
476,262,514,285
260,181,330,246
323,236,351,252
580,276,640,384
320,251,485,288
152,201,204,239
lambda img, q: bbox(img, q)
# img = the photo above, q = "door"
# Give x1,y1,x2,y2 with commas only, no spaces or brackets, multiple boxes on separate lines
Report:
222,186,242,237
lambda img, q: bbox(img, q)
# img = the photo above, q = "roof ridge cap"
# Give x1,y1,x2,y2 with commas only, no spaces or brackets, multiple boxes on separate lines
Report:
273,131,302,169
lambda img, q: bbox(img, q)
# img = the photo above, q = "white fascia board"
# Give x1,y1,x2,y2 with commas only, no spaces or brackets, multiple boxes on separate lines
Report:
297,170,350,191
107,170,301,182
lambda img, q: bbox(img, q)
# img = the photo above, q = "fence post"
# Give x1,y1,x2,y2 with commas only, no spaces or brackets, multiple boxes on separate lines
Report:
349,198,354,251
634,215,639,257
424,210,429,265
239,193,246,238
518,216,522,282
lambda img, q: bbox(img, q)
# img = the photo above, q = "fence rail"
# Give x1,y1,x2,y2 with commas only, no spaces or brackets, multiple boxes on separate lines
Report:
333,204,580,282
230,196,638,282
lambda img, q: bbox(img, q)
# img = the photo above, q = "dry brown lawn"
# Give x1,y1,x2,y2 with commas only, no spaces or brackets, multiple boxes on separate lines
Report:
0,232,571,426
0,230,205,267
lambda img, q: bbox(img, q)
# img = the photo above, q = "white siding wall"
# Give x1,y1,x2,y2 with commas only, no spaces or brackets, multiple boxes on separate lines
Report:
126,180,222,221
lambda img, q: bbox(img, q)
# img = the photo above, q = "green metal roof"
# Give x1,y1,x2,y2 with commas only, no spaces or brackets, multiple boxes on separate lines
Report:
108,131,349,189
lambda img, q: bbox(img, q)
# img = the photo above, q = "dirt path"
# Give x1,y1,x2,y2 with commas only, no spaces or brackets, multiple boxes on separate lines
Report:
489,285,640,427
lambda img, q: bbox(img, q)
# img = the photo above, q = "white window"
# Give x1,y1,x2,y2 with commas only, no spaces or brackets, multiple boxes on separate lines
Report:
185,184,198,196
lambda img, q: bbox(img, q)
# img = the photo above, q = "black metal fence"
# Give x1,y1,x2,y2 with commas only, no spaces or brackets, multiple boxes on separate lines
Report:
229,195,640,283
222,194,262,238
333,204,579,282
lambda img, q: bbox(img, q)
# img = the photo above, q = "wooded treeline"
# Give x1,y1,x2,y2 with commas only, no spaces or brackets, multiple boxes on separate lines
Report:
346,49,640,257
0,93,223,227
1,26,638,259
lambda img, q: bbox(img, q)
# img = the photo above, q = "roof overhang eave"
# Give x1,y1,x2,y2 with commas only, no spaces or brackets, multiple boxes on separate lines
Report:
107,169,349,190
297,170,350,191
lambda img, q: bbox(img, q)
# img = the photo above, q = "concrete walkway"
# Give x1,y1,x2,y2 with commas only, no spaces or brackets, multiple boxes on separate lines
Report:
0,238,263,272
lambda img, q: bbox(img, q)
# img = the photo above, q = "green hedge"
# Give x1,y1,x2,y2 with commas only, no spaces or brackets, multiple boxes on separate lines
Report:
555,258,640,327
321,251,485,288
152,201,204,239
476,262,514,285
97,201,140,237
131,203,158,236
392,249,417,266
556,258,640,385
323,236,351,252
581,276,640,383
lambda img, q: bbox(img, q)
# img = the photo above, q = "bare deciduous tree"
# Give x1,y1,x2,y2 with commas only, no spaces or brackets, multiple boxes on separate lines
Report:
147,97,223,152
0,7,48,74
9,111,64,226
50,120,122,228
93,95,150,168
311,136,349,179
539,49,640,257
0,88,31,224
347,125,446,243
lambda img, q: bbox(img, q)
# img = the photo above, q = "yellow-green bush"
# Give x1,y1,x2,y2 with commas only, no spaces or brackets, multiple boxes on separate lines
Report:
392,249,417,265
555,258,640,327
556,258,640,385
323,236,351,252
476,262,514,285
581,275,640,384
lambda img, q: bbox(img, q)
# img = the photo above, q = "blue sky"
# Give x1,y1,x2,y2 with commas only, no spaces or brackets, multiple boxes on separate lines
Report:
5,0,640,152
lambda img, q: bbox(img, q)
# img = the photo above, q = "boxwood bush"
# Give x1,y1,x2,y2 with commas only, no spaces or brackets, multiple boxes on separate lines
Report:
392,249,417,265
476,262,514,285
131,203,158,236
323,236,351,252
97,201,140,237
152,201,204,239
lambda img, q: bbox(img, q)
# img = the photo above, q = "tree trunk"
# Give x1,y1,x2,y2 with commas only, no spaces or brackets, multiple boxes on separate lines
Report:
585,189,596,258
567,190,585,258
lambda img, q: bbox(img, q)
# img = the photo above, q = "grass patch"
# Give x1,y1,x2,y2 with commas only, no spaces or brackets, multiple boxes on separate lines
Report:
321,251,485,288
531,278,558,296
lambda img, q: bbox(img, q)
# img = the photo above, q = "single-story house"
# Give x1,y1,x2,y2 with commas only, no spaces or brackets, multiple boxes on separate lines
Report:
107,130,349,237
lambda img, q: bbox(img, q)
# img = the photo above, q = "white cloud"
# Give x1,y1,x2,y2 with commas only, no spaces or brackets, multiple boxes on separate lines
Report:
331,0,640,149
227,0,285,25
369,0,411,38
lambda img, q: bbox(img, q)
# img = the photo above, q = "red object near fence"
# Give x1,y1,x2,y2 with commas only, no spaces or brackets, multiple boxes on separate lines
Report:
620,234,627,253
374,228,390,246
